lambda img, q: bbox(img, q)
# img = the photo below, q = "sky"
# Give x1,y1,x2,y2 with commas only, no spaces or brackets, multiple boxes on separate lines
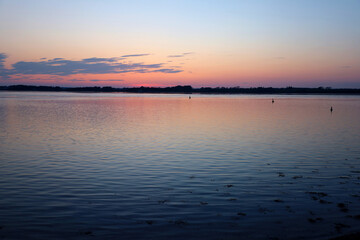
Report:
0,0,360,88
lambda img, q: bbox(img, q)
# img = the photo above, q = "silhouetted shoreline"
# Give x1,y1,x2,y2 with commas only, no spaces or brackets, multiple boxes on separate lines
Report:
1,85,360,94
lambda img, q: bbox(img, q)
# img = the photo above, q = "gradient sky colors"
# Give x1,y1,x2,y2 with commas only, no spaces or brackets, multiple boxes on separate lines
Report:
1,0,360,88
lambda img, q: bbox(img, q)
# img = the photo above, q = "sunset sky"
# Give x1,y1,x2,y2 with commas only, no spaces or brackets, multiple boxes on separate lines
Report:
1,0,359,88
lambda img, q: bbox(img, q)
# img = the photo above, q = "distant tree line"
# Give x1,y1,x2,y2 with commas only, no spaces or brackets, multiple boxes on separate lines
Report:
1,85,360,94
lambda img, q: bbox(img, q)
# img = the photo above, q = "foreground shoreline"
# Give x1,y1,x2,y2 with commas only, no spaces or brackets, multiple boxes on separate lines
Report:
1,85,360,95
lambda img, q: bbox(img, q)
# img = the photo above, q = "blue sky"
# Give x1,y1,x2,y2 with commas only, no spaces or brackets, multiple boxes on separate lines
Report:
0,0,359,87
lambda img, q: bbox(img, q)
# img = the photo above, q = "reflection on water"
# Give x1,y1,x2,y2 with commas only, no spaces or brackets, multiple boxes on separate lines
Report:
0,91,360,239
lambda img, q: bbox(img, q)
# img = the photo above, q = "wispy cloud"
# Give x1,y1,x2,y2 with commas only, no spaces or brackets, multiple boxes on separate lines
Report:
152,69,183,73
0,53,6,67
68,79,85,82
168,52,195,58
89,79,124,82
0,54,181,79
121,54,150,58
68,79,124,82
0,53,11,78
168,54,184,58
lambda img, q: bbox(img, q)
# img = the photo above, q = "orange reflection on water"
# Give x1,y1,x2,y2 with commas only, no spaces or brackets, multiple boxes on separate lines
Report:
1,93,360,159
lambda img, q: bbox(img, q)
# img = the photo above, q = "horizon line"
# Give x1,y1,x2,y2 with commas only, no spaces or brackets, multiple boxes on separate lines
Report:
1,84,360,90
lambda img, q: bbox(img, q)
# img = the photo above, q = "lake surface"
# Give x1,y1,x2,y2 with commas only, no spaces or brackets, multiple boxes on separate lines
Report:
0,91,360,240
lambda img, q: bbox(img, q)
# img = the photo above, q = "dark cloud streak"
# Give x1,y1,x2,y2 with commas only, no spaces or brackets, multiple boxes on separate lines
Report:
82,57,120,62
0,54,182,79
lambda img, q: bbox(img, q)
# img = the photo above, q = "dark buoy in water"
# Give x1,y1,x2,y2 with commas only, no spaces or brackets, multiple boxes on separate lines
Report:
330,106,333,112
272,99,274,103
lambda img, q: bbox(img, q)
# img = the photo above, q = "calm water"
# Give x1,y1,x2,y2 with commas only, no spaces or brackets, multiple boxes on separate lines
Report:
0,91,360,240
